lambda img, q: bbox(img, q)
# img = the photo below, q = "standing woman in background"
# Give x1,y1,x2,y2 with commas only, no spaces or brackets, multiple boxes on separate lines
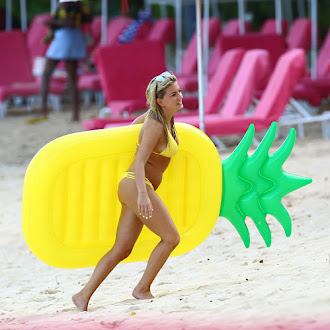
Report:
38,0,92,122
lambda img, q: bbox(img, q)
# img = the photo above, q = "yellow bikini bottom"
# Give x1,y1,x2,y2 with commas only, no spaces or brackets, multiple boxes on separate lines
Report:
120,171,154,190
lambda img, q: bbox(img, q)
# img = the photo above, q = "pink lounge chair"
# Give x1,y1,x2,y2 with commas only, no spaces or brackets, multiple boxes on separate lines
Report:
107,49,269,132
106,16,132,45
176,49,306,137
92,40,166,117
181,48,246,111
292,28,330,105
286,18,312,51
78,16,132,94
180,17,221,77
0,30,64,118
26,13,51,62
222,19,251,36
260,19,288,36
182,19,251,90
82,48,246,130
178,18,221,92
84,16,102,56
218,33,287,71
147,18,175,43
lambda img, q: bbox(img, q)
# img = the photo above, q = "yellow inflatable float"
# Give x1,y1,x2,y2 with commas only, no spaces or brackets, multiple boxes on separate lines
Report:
22,123,222,268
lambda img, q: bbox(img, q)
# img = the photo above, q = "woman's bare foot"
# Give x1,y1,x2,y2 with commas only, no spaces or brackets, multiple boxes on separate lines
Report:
132,287,154,300
72,292,89,312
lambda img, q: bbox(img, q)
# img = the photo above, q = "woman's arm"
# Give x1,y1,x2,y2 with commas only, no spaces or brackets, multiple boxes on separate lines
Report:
131,112,149,125
134,119,162,217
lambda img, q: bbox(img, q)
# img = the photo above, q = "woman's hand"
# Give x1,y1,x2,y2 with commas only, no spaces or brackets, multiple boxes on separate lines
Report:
138,192,153,220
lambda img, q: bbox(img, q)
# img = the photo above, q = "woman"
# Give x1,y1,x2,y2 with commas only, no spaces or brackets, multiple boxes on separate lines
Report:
72,71,184,311
38,0,92,122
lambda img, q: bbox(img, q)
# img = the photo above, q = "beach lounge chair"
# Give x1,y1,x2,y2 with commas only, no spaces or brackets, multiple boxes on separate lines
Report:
82,48,246,130
182,19,251,91
26,13,51,62
78,16,133,102
218,33,287,71
0,31,64,118
92,40,166,117
106,48,269,135
180,17,221,77
222,19,251,36
260,19,288,36
286,18,314,51
292,28,330,106
147,18,175,43
176,49,306,139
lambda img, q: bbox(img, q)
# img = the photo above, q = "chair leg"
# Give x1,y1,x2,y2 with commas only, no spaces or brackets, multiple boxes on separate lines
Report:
99,107,110,117
49,95,62,113
297,123,305,139
210,136,226,149
82,90,92,107
321,114,330,139
0,101,8,118
95,91,105,107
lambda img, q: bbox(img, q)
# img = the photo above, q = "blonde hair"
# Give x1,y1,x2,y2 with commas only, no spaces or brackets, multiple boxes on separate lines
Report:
145,73,177,143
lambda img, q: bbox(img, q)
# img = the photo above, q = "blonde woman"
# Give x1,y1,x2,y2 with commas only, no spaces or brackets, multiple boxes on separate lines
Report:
73,72,184,311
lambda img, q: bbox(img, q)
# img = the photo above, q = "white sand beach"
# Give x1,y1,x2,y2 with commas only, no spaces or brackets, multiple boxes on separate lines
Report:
0,106,329,330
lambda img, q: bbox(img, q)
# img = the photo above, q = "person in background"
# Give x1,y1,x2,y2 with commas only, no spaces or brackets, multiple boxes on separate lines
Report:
37,0,92,122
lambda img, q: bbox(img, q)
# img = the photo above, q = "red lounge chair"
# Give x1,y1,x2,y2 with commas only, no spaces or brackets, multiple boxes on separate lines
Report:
78,16,152,99
84,16,102,56
222,19,251,36
184,19,251,90
93,40,166,117
286,18,312,51
147,18,175,43
0,31,64,118
293,28,330,105
26,13,51,62
104,48,269,133
260,19,288,36
181,17,221,76
82,48,246,130
176,49,306,137
78,16,132,94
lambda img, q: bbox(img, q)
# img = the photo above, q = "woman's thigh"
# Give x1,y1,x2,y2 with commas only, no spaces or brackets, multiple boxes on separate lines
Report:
114,204,143,250
118,178,179,240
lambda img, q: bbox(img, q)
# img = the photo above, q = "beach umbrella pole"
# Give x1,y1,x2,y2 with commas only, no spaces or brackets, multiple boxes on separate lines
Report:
20,0,27,31
175,0,182,73
203,0,210,94
238,0,245,35
196,0,204,132
101,0,108,45
275,0,282,35
50,0,56,12
5,0,12,31
310,0,317,80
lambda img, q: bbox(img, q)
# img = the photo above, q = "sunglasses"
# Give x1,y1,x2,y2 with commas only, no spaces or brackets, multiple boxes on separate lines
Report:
155,71,171,98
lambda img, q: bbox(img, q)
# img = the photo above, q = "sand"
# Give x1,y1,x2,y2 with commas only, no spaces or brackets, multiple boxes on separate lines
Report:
0,106,329,330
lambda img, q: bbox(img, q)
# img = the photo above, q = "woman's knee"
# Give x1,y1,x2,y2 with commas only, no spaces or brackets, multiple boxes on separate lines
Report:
164,232,180,249
111,244,133,261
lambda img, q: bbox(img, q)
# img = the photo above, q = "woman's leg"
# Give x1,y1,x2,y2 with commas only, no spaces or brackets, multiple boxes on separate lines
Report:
40,58,59,117
72,204,144,311
65,59,80,121
118,179,181,299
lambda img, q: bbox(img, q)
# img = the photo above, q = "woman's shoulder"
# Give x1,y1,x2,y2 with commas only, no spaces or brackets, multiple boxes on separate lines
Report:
142,116,163,139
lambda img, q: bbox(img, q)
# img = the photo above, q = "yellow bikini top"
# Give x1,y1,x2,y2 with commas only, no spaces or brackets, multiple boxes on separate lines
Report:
138,117,178,158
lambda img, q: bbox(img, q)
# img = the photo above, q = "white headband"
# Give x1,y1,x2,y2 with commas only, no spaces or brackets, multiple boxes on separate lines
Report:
59,0,81,3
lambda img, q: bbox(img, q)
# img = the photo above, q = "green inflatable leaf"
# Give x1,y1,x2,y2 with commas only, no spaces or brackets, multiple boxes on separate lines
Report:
220,122,312,247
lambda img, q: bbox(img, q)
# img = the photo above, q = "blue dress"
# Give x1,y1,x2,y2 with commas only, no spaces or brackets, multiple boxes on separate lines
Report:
46,27,87,60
